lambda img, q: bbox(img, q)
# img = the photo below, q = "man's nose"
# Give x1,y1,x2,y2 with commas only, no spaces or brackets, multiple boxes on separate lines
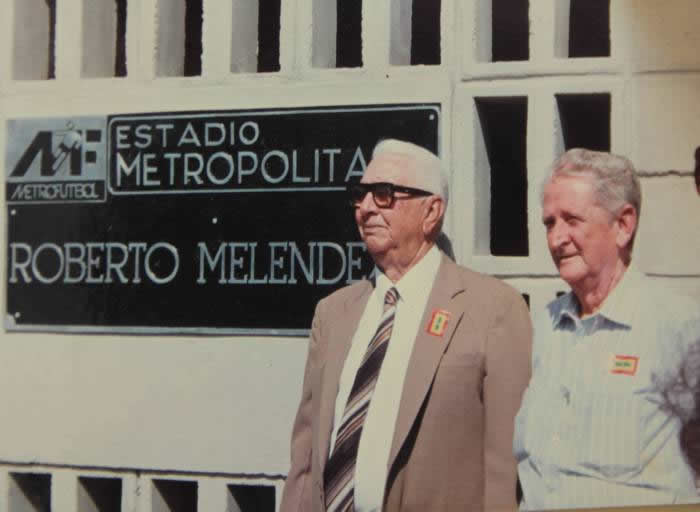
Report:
548,222,569,248
357,190,377,215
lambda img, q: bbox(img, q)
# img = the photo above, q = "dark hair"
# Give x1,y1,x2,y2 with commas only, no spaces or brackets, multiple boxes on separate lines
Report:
656,339,700,474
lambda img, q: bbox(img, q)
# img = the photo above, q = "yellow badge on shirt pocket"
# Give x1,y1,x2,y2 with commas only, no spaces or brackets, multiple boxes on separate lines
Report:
609,354,639,376
427,309,450,337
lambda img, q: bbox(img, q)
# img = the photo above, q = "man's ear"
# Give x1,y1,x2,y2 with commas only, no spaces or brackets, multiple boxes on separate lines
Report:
615,203,637,250
423,196,446,238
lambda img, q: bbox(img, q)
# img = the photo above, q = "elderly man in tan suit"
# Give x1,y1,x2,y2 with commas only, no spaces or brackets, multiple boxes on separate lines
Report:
280,139,532,512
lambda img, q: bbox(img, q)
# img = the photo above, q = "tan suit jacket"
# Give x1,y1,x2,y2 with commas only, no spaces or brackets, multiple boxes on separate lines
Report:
280,255,532,511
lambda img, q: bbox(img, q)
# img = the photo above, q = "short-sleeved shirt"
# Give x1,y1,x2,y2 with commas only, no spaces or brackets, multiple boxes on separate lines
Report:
514,267,700,509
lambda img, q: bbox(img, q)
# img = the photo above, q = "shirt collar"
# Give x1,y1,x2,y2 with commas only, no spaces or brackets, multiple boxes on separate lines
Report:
375,245,441,306
549,292,579,328
596,263,643,326
550,263,642,329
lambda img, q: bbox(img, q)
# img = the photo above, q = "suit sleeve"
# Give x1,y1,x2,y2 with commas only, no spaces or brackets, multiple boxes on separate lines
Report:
279,301,324,512
483,292,533,512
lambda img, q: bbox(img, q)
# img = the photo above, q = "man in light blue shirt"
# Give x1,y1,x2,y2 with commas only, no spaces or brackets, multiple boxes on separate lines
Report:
514,148,700,509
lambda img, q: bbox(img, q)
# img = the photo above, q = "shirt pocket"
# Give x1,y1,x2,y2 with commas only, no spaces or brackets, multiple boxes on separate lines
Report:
574,390,643,480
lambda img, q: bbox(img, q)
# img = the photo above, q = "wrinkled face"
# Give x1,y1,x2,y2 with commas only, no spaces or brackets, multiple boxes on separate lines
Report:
354,153,429,265
542,176,621,288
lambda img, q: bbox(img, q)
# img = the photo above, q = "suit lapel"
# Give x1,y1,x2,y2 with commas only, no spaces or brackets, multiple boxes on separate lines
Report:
317,281,373,473
387,257,465,470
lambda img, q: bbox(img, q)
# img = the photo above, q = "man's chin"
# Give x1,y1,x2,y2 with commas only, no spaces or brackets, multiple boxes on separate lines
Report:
365,244,389,258
363,240,391,260
558,268,586,287
554,256,581,279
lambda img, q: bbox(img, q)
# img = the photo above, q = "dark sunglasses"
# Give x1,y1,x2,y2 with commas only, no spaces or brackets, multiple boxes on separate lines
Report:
347,182,433,208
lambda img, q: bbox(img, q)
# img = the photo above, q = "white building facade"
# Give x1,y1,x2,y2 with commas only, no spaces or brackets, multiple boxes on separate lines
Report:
1,1,699,510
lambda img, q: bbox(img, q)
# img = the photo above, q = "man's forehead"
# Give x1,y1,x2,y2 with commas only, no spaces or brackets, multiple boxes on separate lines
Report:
362,152,419,184
546,174,596,198
543,175,615,221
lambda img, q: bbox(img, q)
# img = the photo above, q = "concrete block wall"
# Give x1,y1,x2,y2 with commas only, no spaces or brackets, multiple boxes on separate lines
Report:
0,1,698,511
0,464,279,512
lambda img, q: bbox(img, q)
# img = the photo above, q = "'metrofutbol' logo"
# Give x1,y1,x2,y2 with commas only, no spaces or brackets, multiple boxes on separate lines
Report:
6,117,106,203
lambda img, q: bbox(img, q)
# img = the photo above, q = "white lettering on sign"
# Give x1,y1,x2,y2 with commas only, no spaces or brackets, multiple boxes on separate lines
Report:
10,182,100,201
113,147,368,190
9,241,180,285
115,121,260,150
111,119,374,192
9,241,372,287
196,241,371,285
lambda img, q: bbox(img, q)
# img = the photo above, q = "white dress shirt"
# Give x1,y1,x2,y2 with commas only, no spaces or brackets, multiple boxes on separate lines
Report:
329,245,441,512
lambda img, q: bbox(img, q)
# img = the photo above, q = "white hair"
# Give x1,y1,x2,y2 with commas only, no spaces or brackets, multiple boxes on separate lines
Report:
372,139,449,206
543,148,642,252
544,148,641,217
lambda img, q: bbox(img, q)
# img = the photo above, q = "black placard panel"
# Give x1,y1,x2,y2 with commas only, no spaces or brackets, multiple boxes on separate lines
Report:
5,105,439,334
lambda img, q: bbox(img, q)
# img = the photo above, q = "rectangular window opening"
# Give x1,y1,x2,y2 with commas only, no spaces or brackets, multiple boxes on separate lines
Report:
156,0,201,76
78,477,122,512
229,0,281,72
390,0,440,66
556,93,611,152
411,0,441,65
156,0,184,76
475,97,529,256
230,2,257,73
9,472,52,512
115,0,127,76
152,479,197,512
258,0,281,72
184,0,203,76
227,484,276,512
13,0,55,79
389,0,411,65
492,0,529,62
48,0,56,78
568,0,610,58
336,0,362,68
82,0,127,77
311,0,336,68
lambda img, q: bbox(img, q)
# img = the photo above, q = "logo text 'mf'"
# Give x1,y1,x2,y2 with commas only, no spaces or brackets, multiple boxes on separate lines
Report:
11,128,102,178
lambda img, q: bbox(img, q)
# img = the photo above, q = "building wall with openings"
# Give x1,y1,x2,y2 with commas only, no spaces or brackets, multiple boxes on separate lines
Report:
1,1,699,511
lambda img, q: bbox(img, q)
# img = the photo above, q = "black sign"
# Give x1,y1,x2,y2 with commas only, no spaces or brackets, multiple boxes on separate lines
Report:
5,105,440,334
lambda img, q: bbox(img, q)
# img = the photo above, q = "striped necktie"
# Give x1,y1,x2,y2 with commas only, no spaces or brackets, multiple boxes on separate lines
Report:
323,287,400,511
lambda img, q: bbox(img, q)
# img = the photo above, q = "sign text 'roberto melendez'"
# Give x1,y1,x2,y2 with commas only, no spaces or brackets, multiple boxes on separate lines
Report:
9,240,370,286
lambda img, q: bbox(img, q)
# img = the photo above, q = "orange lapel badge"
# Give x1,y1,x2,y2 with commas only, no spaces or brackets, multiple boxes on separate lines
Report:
610,354,639,376
427,309,450,337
